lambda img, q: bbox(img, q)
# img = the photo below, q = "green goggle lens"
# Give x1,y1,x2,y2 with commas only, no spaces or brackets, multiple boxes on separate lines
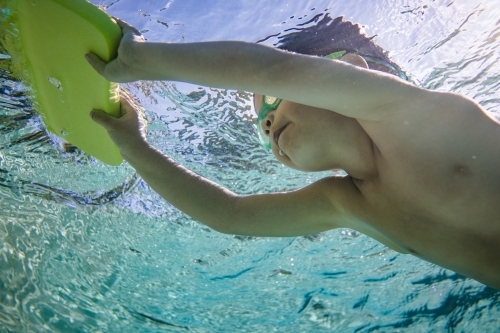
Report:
256,96,282,149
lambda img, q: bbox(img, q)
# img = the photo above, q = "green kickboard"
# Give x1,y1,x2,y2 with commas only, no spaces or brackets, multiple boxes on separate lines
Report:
14,0,123,165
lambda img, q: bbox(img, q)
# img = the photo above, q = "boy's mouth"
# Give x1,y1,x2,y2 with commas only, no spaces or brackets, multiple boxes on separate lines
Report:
273,124,287,149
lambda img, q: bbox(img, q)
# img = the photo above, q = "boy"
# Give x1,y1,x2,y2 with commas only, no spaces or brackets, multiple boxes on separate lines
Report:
85,17,500,289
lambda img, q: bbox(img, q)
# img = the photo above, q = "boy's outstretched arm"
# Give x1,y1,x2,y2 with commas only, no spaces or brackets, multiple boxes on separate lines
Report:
91,96,345,237
86,18,434,122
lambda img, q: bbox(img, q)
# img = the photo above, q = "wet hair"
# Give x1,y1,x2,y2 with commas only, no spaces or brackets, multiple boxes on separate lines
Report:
258,14,407,80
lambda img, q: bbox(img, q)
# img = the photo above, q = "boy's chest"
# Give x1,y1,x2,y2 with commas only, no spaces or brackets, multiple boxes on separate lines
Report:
362,153,499,234
361,115,500,231
349,163,500,285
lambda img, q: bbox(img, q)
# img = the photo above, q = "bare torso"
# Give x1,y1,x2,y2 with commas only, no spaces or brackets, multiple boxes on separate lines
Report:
340,98,500,288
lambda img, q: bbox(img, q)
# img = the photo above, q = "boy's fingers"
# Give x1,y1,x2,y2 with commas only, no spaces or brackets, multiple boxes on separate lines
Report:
112,16,142,36
84,53,106,77
90,109,117,129
112,16,127,27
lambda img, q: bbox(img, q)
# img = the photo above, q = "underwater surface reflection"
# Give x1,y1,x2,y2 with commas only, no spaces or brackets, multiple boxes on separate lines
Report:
1,0,500,332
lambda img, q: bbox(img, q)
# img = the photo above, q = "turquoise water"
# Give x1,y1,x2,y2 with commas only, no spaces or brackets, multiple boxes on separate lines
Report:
1,0,500,332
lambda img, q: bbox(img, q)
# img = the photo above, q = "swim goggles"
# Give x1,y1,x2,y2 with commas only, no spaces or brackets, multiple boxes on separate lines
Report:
256,51,347,149
256,95,282,149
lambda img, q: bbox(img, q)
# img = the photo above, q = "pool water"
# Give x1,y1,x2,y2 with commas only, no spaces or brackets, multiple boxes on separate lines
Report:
1,0,500,332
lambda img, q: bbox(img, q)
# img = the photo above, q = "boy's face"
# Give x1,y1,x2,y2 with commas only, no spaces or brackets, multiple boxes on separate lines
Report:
252,53,370,172
253,94,363,172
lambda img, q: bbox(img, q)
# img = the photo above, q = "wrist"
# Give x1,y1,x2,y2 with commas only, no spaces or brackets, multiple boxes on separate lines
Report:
117,138,152,161
120,41,151,81
130,42,178,81
128,42,161,81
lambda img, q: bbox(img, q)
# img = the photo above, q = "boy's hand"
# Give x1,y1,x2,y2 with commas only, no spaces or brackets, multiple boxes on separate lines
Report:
90,93,148,156
85,17,145,83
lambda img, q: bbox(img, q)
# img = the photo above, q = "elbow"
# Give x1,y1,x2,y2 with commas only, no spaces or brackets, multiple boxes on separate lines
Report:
210,214,242,236
212,195,258,236
204,195,241,235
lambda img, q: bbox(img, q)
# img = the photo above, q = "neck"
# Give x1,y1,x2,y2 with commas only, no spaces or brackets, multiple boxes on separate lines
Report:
335,135,378,181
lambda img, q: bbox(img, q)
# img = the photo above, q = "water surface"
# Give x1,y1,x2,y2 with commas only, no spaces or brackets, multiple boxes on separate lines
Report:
1,0,499,332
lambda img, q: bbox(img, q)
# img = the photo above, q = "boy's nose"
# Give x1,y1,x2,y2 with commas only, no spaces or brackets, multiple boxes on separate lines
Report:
259,113,274,137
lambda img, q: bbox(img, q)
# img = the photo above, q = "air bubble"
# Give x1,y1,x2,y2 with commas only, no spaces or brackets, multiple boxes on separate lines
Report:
48,77,63,91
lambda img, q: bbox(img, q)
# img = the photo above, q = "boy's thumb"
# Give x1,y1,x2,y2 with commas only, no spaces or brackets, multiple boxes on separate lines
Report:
90,109,116,128
84,53,106,77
